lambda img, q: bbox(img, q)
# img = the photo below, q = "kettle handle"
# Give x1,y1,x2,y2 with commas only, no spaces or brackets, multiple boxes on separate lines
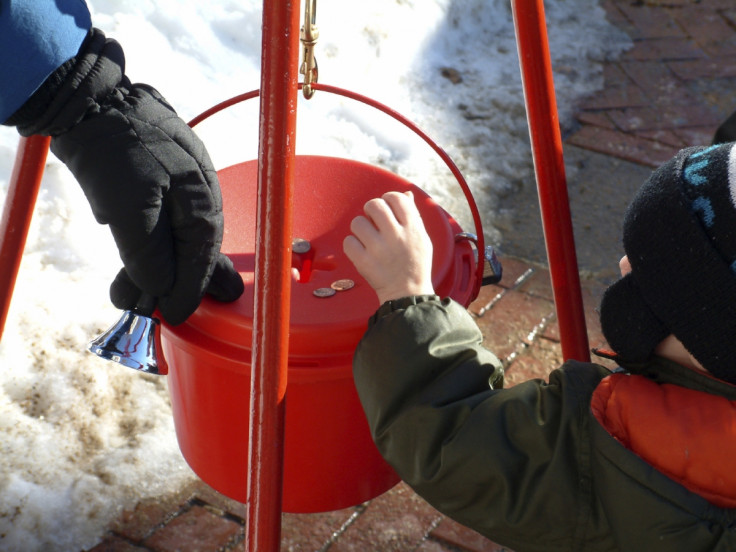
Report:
189,82,488,300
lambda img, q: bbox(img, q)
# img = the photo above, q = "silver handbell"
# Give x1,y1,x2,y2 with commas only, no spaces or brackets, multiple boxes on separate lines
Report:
87,294,166,375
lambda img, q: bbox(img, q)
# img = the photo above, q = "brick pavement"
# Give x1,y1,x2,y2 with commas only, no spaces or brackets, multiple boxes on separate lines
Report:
567,0,735,167
85,1,736,550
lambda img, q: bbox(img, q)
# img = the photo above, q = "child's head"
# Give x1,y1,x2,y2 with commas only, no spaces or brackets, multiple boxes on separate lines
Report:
599,142,736,384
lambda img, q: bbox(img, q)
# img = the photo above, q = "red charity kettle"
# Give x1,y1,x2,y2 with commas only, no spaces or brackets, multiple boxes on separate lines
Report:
89,83,499,513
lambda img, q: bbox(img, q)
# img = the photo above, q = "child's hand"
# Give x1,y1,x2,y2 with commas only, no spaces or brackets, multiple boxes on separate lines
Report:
344,191,435,304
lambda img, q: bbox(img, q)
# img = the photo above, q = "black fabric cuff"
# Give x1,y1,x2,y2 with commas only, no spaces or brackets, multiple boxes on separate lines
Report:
3,56,77,128
10,28,126,137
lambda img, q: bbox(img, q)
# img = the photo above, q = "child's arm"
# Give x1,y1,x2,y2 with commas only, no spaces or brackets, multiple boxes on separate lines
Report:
343,191,435,304
344,191,607,550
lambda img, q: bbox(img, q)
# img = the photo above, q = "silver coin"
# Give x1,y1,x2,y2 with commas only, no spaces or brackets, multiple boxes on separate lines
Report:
292,238,311,254
313,287,336,298
331,279,355,291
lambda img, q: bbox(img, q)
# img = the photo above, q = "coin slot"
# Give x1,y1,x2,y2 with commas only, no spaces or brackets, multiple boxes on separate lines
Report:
292,248,314,283
312,255,337,272
292,249,338,284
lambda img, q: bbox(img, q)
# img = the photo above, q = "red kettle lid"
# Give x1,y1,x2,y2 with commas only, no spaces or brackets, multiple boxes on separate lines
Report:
180,155,471,364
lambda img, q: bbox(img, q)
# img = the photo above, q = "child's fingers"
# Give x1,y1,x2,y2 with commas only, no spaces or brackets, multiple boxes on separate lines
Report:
382,190,423,228
363,196,402,233
349,215,380,248
342,234,366,264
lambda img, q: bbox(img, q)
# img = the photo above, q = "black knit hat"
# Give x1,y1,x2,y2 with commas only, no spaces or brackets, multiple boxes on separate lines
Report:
599,143,736,385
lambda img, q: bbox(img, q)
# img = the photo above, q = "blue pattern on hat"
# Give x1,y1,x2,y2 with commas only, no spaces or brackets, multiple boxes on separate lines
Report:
682,150,714,229
689,144,720,160
680,144,736,275
684,160,708,186
691,196,715,227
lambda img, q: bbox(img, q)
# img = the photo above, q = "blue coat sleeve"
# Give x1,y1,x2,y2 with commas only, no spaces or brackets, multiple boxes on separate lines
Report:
0,0,92,123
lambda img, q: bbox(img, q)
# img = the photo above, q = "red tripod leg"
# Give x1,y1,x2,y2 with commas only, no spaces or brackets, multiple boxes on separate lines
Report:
0,135,50,341
511,0,590,362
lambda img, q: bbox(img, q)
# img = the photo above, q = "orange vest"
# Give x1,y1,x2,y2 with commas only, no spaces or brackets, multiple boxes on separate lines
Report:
591,372,736,508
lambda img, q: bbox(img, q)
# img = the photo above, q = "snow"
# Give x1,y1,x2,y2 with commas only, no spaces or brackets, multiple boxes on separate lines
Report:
0,1,630,550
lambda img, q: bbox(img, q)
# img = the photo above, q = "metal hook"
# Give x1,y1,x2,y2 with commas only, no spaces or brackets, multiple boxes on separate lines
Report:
300,0,319,99
455,232,503,286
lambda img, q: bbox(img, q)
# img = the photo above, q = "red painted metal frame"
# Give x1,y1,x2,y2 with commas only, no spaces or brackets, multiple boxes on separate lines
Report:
245,0,300,548
510,0,590,362
0,135,50,340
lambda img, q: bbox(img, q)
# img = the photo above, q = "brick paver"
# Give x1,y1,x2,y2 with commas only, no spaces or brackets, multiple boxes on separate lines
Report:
143,505,241,552
84,1,736,550
430,519,509,552
328,484,442,552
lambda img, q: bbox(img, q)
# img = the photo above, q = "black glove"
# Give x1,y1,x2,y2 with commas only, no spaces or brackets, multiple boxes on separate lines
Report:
5,29,244,325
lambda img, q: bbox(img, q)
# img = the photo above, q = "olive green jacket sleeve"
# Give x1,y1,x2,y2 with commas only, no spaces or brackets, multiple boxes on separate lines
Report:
353,296,614,552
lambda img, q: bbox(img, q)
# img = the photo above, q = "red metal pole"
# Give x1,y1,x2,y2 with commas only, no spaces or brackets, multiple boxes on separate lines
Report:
0,135,50,341
245,0,299,549
510,0,590,362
